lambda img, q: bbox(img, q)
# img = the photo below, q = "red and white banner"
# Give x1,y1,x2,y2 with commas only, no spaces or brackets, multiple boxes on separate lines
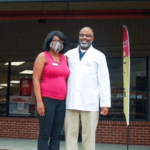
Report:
19,78,32,96
123,25,130,126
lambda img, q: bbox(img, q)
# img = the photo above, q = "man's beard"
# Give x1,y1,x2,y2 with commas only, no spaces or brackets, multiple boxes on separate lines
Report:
79,41,92,49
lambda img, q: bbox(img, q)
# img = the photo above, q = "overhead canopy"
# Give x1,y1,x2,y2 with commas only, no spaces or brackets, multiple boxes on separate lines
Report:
0,0,148,2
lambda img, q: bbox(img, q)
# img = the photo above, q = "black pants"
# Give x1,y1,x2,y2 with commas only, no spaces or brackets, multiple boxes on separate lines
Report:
38,97,66,150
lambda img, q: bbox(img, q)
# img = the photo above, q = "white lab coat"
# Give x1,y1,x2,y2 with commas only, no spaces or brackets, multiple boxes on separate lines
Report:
65,45,111,111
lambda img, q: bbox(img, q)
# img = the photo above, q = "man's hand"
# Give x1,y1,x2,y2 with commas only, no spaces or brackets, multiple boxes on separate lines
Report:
100,107,109,116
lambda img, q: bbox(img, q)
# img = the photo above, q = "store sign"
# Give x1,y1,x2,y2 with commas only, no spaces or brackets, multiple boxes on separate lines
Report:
9,96,32,103
9,96,31,115
19,78,32,96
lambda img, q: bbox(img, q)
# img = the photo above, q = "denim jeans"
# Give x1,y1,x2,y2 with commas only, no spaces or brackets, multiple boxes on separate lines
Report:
38,97,66,150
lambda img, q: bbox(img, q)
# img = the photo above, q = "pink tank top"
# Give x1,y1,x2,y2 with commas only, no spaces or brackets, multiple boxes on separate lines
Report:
40,51,69,100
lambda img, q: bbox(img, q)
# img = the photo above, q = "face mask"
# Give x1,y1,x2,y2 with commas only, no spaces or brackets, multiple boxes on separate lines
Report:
50,41,64,53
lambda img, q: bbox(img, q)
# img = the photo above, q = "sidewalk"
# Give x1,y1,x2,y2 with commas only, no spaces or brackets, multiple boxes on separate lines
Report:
0,138,150,150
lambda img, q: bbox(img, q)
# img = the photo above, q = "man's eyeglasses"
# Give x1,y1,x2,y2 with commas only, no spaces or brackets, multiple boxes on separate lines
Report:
79,34,93,38
52,39,64,44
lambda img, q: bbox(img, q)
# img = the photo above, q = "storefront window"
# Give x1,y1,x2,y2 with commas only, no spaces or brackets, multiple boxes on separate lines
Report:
9,61,36,117
0,62,8,116
102,58,147,120
130,58,146,120
105,58,124,119
0,58,148,119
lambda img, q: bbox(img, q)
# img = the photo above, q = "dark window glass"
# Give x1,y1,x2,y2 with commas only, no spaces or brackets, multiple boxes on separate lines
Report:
101,58,147,120
130,58,146,120
104,58,124,120
0,62,8,116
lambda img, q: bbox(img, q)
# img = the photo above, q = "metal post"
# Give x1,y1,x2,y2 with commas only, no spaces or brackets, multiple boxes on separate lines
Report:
6,61,11,116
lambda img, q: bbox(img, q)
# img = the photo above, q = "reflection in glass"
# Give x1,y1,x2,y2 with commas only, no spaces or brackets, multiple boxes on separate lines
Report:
102,58,147,120
102,58,124,119
9,61,36,117
130,58,146,120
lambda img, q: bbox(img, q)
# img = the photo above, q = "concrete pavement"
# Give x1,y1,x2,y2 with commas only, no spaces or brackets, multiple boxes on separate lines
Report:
0,138,150,150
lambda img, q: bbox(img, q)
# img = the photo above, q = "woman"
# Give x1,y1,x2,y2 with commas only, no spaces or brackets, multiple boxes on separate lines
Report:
33,31,69,150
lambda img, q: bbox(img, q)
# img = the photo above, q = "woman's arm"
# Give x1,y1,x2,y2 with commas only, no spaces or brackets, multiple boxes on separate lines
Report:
33,52,46,116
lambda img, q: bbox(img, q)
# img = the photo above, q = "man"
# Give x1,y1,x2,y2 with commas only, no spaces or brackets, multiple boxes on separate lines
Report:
64,27,111,150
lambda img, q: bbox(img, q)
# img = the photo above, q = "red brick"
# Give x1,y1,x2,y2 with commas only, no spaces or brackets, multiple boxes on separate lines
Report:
0,117,150,145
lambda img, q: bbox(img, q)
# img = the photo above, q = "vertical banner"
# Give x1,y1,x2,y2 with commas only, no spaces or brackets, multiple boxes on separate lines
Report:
19,78,32,96
123,25,130,126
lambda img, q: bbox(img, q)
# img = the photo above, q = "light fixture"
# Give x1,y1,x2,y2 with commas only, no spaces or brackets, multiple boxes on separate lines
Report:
4,61,25,66
19,70,33,74
0,84,12,86
10,80,20,84
0,87,4,89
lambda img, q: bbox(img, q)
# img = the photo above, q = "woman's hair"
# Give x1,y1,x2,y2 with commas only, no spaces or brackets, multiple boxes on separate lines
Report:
43,30,67,54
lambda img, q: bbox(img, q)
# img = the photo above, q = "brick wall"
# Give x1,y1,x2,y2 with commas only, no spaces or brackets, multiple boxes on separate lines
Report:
0,117,38,139
96,121,150,145
0,117,150,145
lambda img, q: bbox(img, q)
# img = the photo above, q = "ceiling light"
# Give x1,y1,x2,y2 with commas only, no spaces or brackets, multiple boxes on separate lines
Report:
0,84,12,86
4,61,25,66
10,80,20,84
19,70,33,74
0,87,4,89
